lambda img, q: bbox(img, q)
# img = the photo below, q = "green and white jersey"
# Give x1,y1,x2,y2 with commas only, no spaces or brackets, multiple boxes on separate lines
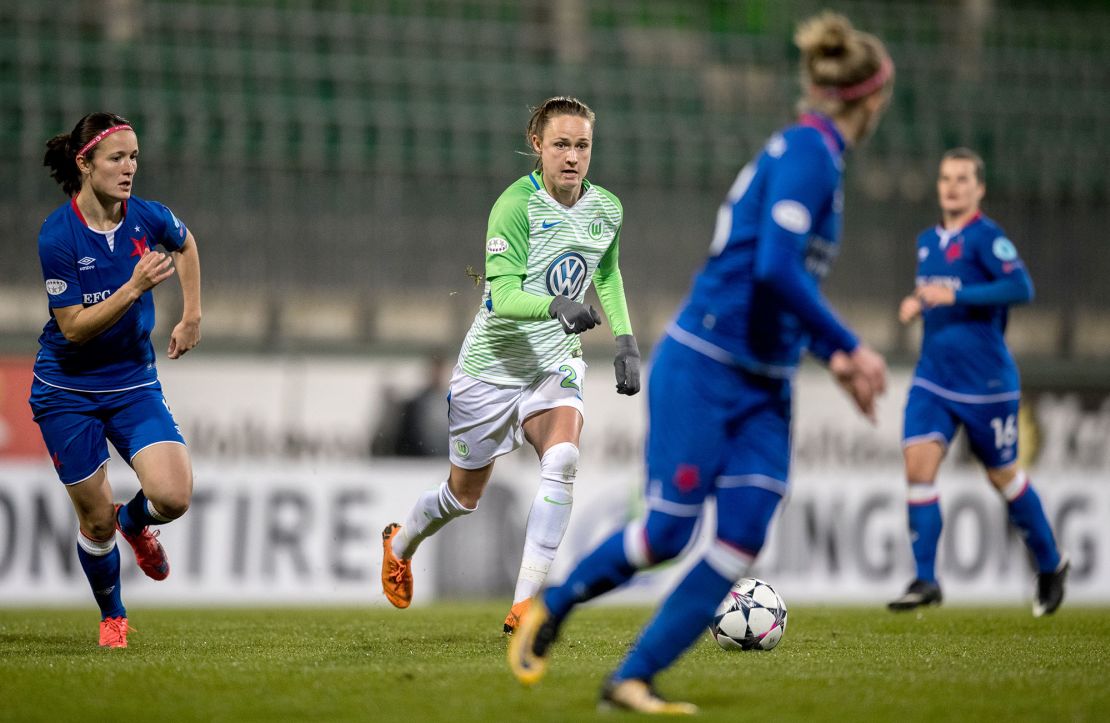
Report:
459,171,623,385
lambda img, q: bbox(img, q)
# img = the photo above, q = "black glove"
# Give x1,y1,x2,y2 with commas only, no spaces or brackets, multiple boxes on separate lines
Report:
549,295,602,335
613,334,641,395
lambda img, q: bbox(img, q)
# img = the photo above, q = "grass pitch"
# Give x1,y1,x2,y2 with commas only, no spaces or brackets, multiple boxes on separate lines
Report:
1,604,1107,721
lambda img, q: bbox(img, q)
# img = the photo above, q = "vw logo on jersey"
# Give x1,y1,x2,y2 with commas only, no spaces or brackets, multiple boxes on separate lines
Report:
546,251,588,298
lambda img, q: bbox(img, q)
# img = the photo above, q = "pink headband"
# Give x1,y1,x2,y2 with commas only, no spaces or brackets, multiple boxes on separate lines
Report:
75,124,133,158
813,55,894,102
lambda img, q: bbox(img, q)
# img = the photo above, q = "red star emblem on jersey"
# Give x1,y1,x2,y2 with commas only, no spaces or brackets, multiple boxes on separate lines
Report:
51,451,63,470
673,464,701,494
130,235,149,257
944,240,963,263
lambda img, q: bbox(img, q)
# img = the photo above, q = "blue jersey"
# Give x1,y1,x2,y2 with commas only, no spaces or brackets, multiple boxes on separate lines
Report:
34,196,188,392
911,212,1033,398
671,113,858,379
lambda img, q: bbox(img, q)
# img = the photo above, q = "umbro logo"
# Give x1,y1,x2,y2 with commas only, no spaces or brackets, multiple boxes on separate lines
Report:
78,256,96,270
541,220,562,230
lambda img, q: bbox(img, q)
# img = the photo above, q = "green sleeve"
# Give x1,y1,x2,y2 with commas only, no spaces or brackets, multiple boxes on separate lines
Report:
593,231,634,337
489,275,553,320
484,183,532,279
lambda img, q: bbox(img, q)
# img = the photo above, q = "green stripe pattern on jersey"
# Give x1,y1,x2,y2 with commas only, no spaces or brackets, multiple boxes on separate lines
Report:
460,171,623,385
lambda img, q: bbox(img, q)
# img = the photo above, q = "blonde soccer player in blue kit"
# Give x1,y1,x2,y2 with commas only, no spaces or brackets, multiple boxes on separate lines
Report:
509,13,892,713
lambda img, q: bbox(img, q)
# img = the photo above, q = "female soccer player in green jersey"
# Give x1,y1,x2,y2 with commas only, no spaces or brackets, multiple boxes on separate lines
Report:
382,97,640,633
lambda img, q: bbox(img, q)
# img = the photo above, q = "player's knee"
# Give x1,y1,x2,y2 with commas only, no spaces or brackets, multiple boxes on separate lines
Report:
986,465,1018,490
83,516,117,542
148,489,190,520
716,486,783,554
643,512,697,563
540,442,579,484
76,501,118,541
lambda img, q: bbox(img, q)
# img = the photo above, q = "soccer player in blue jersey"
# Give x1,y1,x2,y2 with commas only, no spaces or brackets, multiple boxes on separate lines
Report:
509,13,891,713
31,112,203,647
888,148,1068,616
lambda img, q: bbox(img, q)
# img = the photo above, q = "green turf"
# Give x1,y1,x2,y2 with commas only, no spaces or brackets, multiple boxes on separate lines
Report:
1,605,1107,721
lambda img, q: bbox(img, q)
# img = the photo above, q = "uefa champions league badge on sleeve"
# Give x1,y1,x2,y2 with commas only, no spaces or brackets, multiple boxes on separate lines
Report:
992,237,1017,261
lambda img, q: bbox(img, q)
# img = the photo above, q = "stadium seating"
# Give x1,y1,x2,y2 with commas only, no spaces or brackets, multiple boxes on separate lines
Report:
2,0,1107,358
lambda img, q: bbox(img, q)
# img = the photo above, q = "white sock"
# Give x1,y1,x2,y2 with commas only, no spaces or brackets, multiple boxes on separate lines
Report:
77,530,116,556
513,442,578,603
392,480,474,560
145,497,173,522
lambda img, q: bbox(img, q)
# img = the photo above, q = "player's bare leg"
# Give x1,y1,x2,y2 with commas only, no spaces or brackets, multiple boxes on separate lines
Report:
383,463,490,608
121,442,193,580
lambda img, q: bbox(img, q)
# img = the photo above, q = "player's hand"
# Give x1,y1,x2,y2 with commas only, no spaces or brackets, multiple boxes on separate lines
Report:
613,334,641,395
549,295,602,335
916,284,956,308
130,249,175,292
168,319,201,359
829,344,887,425
898,294,922,324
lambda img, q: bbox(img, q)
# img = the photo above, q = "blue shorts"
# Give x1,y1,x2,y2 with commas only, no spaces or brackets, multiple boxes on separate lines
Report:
902,382,1019,469
29,379,186,485
644,334,792,515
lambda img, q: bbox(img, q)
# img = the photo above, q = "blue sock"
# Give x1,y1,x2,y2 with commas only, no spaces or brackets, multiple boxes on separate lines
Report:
907,483,942,583
77,541,125,620
544,530,636,620
614,559,734,683
1005,476,1061,573
117,490,160,536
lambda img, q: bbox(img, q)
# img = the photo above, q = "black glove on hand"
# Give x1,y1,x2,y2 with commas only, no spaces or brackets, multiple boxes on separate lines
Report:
549,295,602,335
613,334,641,395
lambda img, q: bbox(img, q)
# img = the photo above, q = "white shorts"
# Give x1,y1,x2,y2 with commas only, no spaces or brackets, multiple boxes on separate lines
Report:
447,357,587,469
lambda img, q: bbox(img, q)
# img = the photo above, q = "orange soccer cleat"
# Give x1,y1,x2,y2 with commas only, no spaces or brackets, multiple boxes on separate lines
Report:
503,598,532,635
381,523,413,609
116,504,169,581
99,616,131,648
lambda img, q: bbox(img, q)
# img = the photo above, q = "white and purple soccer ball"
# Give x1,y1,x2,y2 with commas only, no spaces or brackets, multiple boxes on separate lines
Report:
709,577,788,651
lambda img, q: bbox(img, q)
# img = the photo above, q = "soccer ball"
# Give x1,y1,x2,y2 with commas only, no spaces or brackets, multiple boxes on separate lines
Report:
708,577,787,651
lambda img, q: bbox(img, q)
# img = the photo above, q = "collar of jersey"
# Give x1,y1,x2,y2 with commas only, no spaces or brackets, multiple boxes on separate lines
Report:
70,196,128,235
798,112,846,159
531,170,592,210
934,211,983,240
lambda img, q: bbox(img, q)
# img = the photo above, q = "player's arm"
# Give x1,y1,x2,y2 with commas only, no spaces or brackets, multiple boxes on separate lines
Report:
754,138,858,358
754,138,885,419
917,235,1033,309
593,228,640,395
898,237,929,324
592,230,632,337
39,230,174,345
168,230,202,359
53,251,175,344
